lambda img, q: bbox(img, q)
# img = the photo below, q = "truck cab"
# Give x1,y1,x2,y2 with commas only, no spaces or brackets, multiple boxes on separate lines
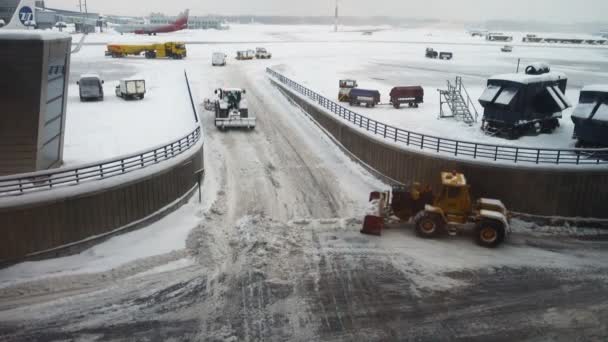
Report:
338,79,358,102
255,47,272,59
77,74,104,101
213,88,255,129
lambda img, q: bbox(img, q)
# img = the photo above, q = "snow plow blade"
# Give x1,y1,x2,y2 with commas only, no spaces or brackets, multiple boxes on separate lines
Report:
215,118,256,129
361,215,384,236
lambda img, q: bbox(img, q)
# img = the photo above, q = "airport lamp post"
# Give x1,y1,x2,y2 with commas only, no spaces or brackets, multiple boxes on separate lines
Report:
334,0,339,32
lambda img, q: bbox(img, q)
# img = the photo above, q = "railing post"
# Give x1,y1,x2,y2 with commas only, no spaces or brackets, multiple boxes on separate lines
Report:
556,150,561,164
515,148,519,163
394,128,398,142
121,159,125,173
536,150,540,164
75,169,80,184
407,131,410,145
383,125,387,138
140,154,144,167
99,164,104,179
374,121,377,135
154,150,158,163
494,146,498,161
19,179,23,193
437,138,440,152
421,135,425,149
473,144,478,159
455,141,459,156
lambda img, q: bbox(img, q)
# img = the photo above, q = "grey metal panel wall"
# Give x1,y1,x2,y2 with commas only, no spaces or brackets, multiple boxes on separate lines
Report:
275,81,608,218
0,145,203,262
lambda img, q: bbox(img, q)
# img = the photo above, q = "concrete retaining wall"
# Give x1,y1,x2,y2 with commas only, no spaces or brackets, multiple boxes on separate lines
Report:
0,143,203,263
273,80,608,218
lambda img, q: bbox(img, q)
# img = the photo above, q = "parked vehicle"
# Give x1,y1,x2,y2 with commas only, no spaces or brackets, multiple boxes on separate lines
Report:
212,52,227,66
390,86,424,108
212,88,255,129
571,85,608,147
105,42,187,59
425,48,438,58
486,33,514,42
501,45,513,52
338,79,358,102
348,88,381,107
255,47,272,59
77,74,104,101
439,52,453,60
236,50,255,60
115,80,146,100
478,63,571,139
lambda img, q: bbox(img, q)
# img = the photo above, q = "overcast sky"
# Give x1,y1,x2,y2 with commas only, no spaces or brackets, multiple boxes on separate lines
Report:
47,0,608,22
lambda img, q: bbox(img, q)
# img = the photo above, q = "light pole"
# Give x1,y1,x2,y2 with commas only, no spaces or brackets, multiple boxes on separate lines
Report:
334,0,339,32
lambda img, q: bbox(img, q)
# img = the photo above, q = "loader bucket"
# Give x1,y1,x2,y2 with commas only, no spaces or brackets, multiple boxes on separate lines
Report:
361,215,384,236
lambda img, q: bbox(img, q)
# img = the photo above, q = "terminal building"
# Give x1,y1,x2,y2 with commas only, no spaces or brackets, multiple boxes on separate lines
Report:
149,12,225,30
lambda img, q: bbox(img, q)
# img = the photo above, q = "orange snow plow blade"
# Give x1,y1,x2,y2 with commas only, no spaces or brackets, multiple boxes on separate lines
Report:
361,215,384,236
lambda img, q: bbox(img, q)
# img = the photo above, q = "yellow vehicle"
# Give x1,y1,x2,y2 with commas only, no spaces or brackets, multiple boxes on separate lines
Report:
105,42,187,59
362,171,510,248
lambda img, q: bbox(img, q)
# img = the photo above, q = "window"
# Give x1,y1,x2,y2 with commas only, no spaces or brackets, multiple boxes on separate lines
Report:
479,84,502,103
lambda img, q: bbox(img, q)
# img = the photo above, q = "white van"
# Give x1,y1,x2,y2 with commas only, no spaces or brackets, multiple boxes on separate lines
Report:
212,52,227,66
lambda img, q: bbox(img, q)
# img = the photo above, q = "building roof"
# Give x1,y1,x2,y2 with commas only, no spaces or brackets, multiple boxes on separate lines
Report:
0,29,70,41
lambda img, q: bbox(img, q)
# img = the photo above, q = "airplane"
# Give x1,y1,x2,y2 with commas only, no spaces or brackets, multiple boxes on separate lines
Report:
113,9,189,35
2,0,37,29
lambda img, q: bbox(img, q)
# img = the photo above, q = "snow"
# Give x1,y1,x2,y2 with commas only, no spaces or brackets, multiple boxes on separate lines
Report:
1,23,607,291
0,201,202,288
593,103,608,121
572,102,596,119
490,71,566,85
63,47,198,165
583,84,608,93
78,73,101,79
0,29,70,41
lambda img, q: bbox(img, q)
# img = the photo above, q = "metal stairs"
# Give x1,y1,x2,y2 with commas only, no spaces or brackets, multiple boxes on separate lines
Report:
438,76,479,125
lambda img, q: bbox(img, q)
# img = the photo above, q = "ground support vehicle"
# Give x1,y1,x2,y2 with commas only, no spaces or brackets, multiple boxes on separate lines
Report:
105,42,187,59
348,88,381,107
479,63,571,139
338,79,358,102
255,47,272,59
571,85,608,147
425,48,438,58
501,45,513,52
236,50,255,60
77,74,104,101
212,52,227,66
439,52,453,60
212,88,255,129
115,80,146,100
390,86,424,108
361,172,510,248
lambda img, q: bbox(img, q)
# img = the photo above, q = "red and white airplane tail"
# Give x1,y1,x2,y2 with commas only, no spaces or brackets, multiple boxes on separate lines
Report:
3,0,37,29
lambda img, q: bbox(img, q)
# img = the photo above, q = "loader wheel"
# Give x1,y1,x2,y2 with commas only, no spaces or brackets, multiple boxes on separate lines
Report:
414,212,444,238
475,221,506,248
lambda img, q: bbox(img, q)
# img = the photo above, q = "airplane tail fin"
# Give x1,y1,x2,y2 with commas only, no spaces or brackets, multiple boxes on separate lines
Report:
174,9,189,26
3,0,37,29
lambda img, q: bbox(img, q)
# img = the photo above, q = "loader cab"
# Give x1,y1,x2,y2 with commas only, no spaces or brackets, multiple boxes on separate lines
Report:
434,172,472,224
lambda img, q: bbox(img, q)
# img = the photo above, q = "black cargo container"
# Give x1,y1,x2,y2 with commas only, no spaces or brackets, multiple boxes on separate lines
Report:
571,85,608,147
478,65,571,139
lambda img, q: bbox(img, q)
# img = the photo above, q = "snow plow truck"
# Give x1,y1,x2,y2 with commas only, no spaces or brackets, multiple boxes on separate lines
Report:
362,171,510,248
212,88,256,130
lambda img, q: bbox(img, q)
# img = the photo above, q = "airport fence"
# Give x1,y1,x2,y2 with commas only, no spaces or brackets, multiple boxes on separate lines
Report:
0,72,202,198
266,68,608,166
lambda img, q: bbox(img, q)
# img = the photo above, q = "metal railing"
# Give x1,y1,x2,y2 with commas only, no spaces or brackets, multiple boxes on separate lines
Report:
266,68,608,166
0,72,202,198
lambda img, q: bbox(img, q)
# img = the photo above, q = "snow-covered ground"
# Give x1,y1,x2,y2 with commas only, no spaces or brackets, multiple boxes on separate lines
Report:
63,24,608,167
64,45,198,165
1,25,608,340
